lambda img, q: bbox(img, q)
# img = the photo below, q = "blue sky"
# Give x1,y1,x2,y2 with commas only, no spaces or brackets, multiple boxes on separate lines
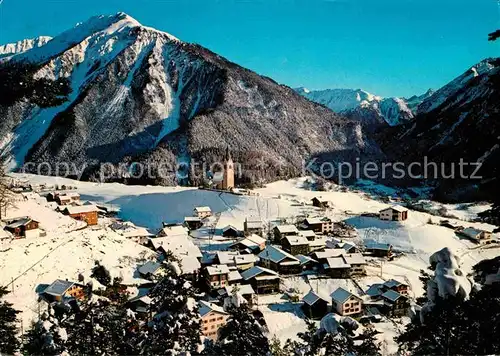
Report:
0,0,498,97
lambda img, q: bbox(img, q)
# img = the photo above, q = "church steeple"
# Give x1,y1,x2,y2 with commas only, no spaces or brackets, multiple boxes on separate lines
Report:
225,146,232,162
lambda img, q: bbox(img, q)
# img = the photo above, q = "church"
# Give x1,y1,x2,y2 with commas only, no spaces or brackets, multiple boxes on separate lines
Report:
215,147,234,190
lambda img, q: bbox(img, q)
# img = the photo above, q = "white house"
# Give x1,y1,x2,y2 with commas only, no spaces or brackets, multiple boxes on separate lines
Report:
379,206,408,221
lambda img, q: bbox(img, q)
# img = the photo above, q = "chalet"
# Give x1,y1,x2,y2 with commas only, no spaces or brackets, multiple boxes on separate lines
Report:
299,230,316,241
205,264,230,290
335,241,357,253
330,287,363,316
157,225,189,237
222,225,241,238
184,217,203,230
216,251,257,270
194,206,212,219
240,266,280,294
149,235,202,278
460,227,493,243
3,217,40,238
199,301,229,340
273,224,299,242
137,261,163,280
41,279,87,303
311,249,345,265
62,205,99,226
127,294,152,316
308,237,327,252
379,206,408,221
383,279,409,296
381,290,410,316
324,256,351,278
258,245,301,274
244,218,264,236
311,197,330,209
302,217,334,234
228,234,266,254
364,241,393,257
281,235,309,255
302,289,329,319
343,253,367,276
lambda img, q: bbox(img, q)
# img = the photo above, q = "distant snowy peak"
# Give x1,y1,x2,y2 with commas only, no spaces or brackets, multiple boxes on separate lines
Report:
295,87,429,127
0,36,52,58
417,58,498,115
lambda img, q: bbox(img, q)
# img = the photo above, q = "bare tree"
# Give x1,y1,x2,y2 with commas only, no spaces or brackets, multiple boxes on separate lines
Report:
0,165,14,219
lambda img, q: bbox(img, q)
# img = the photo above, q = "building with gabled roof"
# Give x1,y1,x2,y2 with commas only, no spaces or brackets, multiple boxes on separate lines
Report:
258,245,301,274
364,241,393,257
184,216,203,231
311,197,330,209
273,224,299,242
199,301,229,340
216,251,257,270
311,249,346,264
302,217,334,234
137,261,163,279
380,206,408,221
302,289,329,319
222,225,241,238
194,206,212,219
3,216,40,238
330,287,363,316
62,205,99,226
41,279,87,303
244,218,263,236
205,264,231,290
380,289,410,316
460,227,493,243
281,235,310,255
240,266,280,294
157,225,189,237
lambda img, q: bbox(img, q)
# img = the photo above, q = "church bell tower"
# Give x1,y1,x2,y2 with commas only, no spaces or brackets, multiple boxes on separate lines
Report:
222,147,235,190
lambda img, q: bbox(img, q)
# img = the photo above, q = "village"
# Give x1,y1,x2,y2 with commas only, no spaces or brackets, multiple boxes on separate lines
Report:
1,161,499,352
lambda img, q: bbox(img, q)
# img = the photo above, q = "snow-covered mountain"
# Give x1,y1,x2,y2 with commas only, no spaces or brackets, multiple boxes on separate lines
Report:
378,58,500,201
0,36,52,58
0,13,380,184
295,87,433,127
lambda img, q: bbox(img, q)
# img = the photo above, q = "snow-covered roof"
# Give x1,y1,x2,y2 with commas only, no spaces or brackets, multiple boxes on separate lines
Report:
194,206,211,213
258,245,299,264
228,270,242,282
308,238,326,248
283,235,309,246
330,287,359,304
247,234,266,245
462,227,488,239
138,261,162,275
240,266,279,280
222,225,240,233
43,279,76,297
229,238,260,251
313,249,345,260
224,284,255,296
364,241,392,251
128,294,152,305
312,197,329,203
381,290,403,302
150,235,203,259
366,284,384,297
64,205,98,214
199,301,228,318
217,251,257,265
325,257,351,269
303,289,328,306
245,220,263,229
304,217,324,225
158,225,189,237
380,205,408,213
343,253,366,265
206,264,230,276
180,256,201,275
5,217,37,228
274,225,299,234
299,230,316,238
184,216,201,222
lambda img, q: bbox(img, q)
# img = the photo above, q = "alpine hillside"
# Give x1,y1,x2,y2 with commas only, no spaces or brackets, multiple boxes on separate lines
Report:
295,87,434,127
378,58,500,201
0,13,381,185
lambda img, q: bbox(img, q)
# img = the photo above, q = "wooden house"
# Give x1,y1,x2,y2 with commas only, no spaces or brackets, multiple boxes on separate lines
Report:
205,265,230,290
459,227,493,243
343,253,367,276
379,206,408,221
228,234,266,254
199,301,229,340
41,279,87,302
330,287,363,316
311,197,330,209
216,251,257,270
273,224,299,242
311,249,345,265
258,245,301,274
62,205,98,226
302,289,329,319
184,217,203,230
194,206,212,219
324,256,351,278
223,284,255,305
364,241,393,257
240,266,280,294
222,225,241,238
383,279,409,296
4,217,40,238
381,290,410,316
137,261,164,280
157,225,189,237
244,218,263,236
302,217,334,234
127,295,152,317
281,235,309,256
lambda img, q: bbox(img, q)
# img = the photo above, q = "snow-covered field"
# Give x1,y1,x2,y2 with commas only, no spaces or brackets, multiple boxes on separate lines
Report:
3,174,499,347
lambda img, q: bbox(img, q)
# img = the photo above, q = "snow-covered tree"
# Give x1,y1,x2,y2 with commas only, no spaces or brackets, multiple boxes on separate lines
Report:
22,312,67,355
354,328,381,356
0,286,20,354
91,261,112,287
204,304,269,356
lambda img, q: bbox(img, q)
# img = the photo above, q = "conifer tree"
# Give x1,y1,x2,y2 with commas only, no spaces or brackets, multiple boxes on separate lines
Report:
0,286,20,355
353,328,382,356
22,313,67,355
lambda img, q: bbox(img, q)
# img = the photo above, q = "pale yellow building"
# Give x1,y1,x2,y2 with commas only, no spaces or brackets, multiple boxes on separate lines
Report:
330,287,363,316
199,301,229,340
217,147,234,190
